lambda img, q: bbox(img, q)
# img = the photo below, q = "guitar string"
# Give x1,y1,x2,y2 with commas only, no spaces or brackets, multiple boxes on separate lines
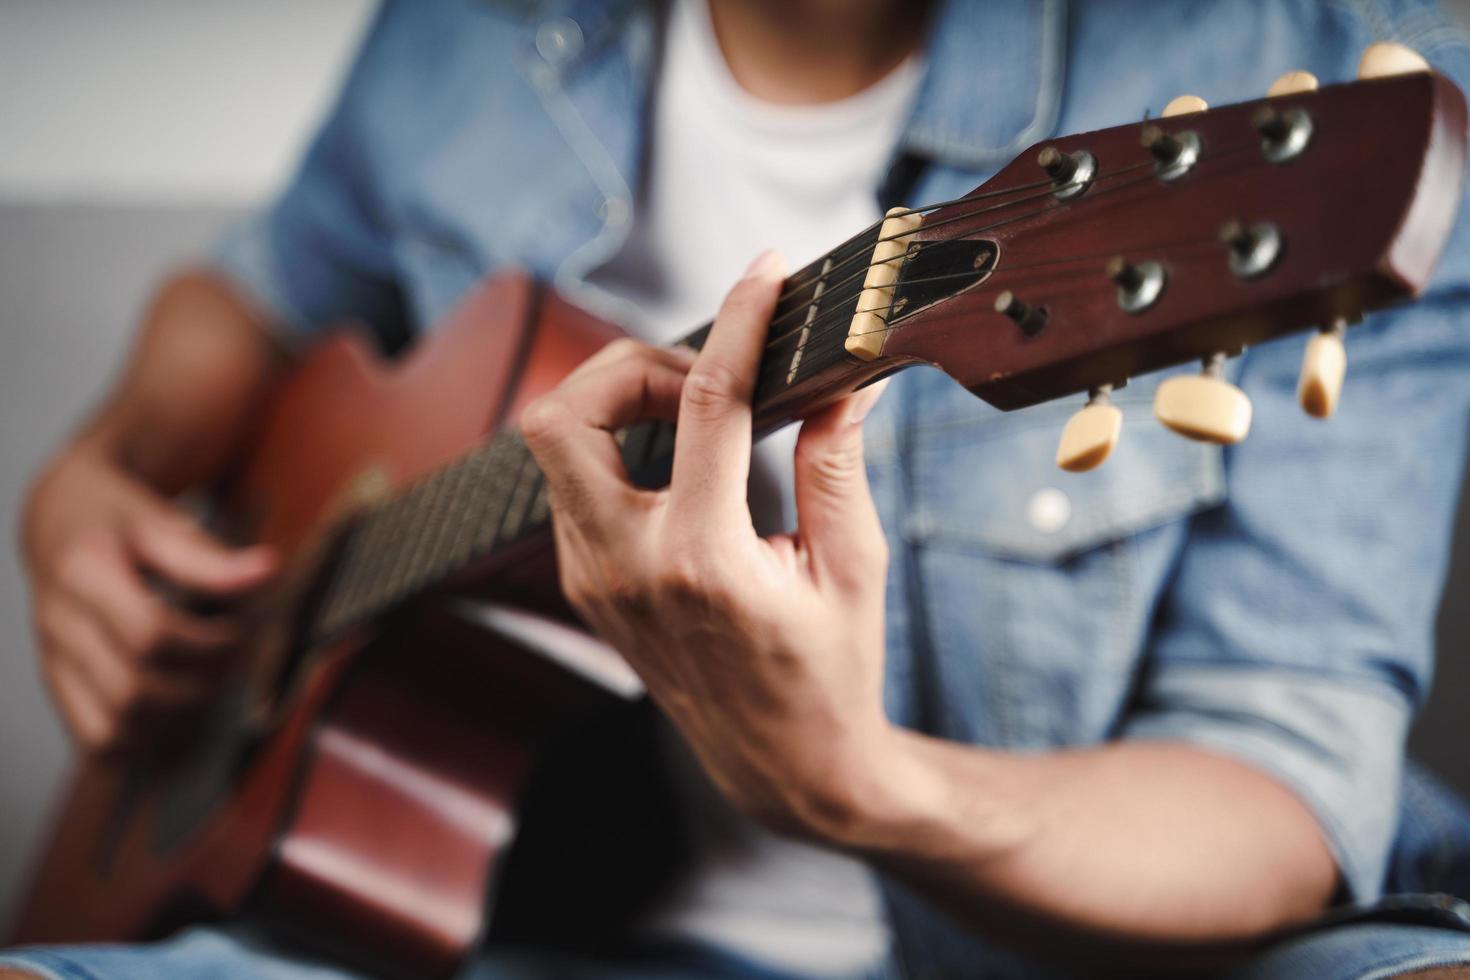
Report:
335,220,1229,622
764,128,1255,331
319,137,1267,632
765,137,1267,374
767,137,1265,372
763,162,1157,341
769,150,1173,316
842,235,1223,326
345,134,1263,582
340,138,1257,521
768,179,1055,309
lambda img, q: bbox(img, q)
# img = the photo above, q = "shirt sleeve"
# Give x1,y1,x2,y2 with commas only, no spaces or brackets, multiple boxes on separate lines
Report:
213,1,410,342
1122,0,1470,903
1122,294,1470,902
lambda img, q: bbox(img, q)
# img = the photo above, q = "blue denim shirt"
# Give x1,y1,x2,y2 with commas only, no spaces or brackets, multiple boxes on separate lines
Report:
216,1,1470,975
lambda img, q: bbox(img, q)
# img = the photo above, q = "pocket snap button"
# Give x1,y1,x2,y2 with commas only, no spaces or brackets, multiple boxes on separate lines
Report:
536,16,584,65
1027,487,1071,534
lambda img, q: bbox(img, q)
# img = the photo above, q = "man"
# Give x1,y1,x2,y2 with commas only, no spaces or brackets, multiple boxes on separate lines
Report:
7,0,1470,977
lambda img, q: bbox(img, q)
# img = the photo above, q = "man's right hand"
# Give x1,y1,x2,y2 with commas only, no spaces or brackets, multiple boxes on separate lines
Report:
21,443,276,753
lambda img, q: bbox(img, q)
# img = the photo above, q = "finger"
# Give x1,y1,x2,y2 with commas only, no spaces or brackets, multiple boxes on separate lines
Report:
55,545,163,654
793,379,890,590
522,356,689,535
670,250,785,519
40,600,138,714
126,501,276,595
57,551,237,661
46,653,120,753
564,337,697,388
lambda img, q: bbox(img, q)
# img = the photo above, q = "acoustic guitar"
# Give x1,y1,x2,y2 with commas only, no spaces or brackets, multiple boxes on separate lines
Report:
10,65,1467,978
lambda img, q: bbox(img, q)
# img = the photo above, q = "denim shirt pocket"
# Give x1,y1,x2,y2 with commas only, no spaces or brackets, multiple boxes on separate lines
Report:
905,390,1224,563
894,374,1225,747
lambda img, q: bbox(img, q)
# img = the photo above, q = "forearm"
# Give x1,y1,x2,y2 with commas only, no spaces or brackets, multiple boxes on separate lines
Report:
74,267,290,492
822,732,1337,970
518,253,1365,973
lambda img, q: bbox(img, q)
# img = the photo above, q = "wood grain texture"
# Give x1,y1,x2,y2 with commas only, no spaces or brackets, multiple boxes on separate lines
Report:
8,70,1466,979
883,72,1467,410
8,273,620,977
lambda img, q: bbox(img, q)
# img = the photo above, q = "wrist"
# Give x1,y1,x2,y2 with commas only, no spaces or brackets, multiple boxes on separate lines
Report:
801,728,1040,865
781,721,945,850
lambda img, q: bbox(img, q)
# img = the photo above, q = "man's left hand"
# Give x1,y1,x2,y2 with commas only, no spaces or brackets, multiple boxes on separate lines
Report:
521,249,902,838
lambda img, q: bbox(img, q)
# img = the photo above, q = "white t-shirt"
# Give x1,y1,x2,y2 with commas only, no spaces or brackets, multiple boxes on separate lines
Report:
585,1,923,974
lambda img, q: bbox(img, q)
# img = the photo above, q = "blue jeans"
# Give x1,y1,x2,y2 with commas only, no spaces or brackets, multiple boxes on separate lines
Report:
0,927,844,980
9,763,1470,979
7,916,1470,980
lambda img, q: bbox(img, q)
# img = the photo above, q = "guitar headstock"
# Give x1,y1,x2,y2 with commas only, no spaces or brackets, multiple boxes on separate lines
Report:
848,45,1467,471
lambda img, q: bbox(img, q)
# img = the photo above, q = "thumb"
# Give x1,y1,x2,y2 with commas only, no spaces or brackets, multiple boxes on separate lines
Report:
793,379,890,589
127,498,278,595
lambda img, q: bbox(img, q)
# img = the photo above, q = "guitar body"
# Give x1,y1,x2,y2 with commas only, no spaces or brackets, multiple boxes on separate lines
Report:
10,68,1465,978
10,273,630,977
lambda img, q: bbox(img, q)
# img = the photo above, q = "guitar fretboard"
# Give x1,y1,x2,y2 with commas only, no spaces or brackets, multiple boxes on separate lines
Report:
303,221,889,644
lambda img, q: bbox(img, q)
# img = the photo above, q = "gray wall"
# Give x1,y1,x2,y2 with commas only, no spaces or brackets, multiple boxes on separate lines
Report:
0,204,242,925
0,0,371,927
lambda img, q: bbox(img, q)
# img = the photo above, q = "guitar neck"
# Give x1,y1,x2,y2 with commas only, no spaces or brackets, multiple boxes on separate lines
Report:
306,232,895,643
301,70,1470,644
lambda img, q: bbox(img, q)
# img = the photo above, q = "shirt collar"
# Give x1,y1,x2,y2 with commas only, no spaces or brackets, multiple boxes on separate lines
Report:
520,0,1070,173
900,0,1070,172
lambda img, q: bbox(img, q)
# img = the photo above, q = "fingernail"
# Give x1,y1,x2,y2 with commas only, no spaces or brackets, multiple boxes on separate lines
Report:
668,344,698,366
847,377,891,425
743,249,785,280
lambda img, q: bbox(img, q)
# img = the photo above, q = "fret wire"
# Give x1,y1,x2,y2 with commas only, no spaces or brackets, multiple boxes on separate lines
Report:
443,445,497,569
527,479,552,529
472,434,524,556
311,515,382,637
377,467,451,605
496,442,539,546
465,439,506,550
367,490,425,610
320,487,416,637
418,451,476,590
314,535,375,638
303,182,1076,638
764,226,881,341
786,256,833,385
338,495,419,632
309,256,859,639
506,468,545,545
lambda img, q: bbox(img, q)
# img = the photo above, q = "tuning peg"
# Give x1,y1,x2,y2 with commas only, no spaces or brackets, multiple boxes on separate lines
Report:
1057,386,1123,472
1267,70,1319,96
1358,41,1429,79
1154,353,1253,444
1162,94,1208,118
994,290,1047,336
1298,319,1347,418
1106,255,1167,312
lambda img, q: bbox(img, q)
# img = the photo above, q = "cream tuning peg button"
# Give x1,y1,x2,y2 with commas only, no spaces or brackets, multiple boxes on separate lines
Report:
1267,70,1319,96
1298,320,1347,418
1162,94,1208,118
1358,41,1429,79
1154,354,1253,444
1056,386,1123,473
